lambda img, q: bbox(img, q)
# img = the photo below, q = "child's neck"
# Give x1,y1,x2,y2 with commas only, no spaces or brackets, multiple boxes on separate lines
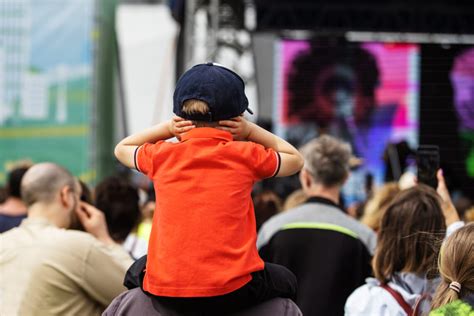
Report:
192,121,219,128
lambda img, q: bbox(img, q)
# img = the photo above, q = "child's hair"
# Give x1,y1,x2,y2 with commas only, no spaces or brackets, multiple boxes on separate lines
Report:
372,185,446,282
182,99,218,127
182,99,209,115
431,223,474,310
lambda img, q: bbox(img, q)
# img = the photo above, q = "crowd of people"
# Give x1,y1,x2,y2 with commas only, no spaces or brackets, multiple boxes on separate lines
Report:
1,63,473,316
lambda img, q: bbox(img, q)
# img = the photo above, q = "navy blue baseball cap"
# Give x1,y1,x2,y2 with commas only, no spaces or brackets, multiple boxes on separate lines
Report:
173,62,253,121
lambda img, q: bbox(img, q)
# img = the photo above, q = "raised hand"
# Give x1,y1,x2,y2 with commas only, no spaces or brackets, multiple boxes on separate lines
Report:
75,201,115,245
436,169,460,226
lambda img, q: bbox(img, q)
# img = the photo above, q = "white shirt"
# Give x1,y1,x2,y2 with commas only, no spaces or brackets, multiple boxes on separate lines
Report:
122,233,148,259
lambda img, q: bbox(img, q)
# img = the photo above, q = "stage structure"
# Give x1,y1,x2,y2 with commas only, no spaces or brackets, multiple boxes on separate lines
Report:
250,0,474,199
181,0,260,118
254,0,474,34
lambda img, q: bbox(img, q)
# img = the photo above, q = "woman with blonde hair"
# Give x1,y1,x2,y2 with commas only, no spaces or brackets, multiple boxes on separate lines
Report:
361,182,400,232
430,223,474,314
464,206,474,222
282,189,307,211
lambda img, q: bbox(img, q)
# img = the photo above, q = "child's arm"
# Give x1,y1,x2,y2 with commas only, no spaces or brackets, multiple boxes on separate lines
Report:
218,117,304,177
114,117,194,169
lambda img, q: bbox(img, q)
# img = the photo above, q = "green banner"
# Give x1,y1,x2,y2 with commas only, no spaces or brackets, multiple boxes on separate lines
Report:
0,0,94,183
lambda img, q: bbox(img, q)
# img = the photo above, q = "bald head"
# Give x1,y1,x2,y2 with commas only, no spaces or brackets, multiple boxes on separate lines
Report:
21,163,76,207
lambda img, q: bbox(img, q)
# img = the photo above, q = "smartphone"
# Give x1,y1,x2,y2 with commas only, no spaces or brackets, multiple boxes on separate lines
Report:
416,145,440,189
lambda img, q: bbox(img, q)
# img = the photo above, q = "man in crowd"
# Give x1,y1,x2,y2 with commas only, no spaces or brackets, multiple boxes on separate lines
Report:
0,165,29,232
257,135,377,316
0,162,133,315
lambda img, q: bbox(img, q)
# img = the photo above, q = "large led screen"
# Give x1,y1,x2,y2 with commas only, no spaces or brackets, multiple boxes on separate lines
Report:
274,39,420,203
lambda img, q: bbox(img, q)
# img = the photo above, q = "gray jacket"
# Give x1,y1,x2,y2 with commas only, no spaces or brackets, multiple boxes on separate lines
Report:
103,288,302,316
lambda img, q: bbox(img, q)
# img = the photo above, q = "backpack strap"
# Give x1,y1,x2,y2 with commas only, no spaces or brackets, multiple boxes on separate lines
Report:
413,293,431,316
380,283,414,316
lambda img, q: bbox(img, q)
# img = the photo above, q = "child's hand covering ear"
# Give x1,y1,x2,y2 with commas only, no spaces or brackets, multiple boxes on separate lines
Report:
169,116,195,140
217,116,251,141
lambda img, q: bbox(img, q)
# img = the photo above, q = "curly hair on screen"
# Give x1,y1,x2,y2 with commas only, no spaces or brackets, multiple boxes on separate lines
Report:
287,39,379,127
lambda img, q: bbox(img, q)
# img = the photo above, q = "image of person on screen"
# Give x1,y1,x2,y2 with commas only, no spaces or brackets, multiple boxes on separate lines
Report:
286,39,399,202
287,40,396,153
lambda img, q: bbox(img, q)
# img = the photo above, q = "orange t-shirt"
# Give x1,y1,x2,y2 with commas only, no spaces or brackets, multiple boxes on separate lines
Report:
136,128,280,297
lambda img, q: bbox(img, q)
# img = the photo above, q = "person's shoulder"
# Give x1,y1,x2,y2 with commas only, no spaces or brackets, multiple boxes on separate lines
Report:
50,229,100,251
348,278,382,297
103,288,148,316
260,204,307,230
227,140,271,153
0,224,22,243
48,229,131,266
330,209,377,250
235,297,303,316
257,204,310,248
220,141,275,169
222,139,254,151
104,289,303,316
2,226,96,260
345,279,397,315
140,140,175,156
341,212,375,236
